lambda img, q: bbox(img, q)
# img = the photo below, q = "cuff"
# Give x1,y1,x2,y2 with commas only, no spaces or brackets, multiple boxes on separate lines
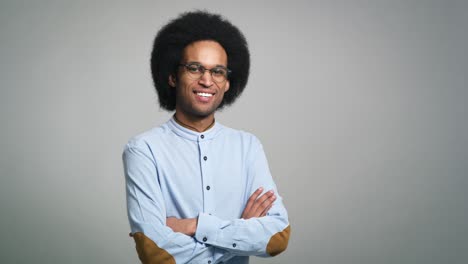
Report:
195,212,222,244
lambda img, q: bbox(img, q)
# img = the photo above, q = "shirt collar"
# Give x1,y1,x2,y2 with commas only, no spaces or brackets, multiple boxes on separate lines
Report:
167,116,223,141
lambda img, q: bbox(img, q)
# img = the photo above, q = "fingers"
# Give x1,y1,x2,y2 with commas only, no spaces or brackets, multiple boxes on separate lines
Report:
250,190,274,213
242,187,263,218
260,202,274,217
253,192,276,216
241,188,277,219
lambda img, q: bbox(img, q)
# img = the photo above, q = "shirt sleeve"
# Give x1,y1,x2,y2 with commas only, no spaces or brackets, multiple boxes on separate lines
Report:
123,143,224,263
194,138,291,257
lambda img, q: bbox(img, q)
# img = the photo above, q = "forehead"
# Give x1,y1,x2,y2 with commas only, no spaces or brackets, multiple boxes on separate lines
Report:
182,40,228,66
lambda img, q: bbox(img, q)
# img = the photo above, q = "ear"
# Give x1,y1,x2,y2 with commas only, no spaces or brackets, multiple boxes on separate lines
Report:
168,74,176,88
224,80,230,92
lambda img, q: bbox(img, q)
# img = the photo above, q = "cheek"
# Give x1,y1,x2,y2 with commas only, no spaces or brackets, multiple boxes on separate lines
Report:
177,79,196,93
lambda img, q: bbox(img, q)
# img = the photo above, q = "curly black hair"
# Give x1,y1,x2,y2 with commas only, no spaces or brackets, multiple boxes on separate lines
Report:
150,10,250,111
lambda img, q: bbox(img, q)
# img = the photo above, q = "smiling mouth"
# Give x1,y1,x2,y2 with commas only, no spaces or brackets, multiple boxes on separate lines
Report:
195,92,213,97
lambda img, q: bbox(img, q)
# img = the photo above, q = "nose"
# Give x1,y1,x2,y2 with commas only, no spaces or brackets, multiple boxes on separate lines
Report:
198,70,214,87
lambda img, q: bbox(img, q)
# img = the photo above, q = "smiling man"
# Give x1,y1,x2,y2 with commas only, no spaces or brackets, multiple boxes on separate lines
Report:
170,40,230,128
123,11,290,264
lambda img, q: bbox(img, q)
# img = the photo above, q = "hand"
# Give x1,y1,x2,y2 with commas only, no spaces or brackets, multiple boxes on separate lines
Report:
166,217,198,236
241,187,276,219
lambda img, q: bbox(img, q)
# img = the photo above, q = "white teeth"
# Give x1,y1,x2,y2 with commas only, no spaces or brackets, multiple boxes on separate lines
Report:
197,92,213,97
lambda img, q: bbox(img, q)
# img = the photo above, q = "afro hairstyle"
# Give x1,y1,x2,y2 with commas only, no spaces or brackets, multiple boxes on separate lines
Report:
150,10,250,111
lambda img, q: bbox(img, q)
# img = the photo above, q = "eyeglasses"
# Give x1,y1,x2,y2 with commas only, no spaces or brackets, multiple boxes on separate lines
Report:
179,63,231,83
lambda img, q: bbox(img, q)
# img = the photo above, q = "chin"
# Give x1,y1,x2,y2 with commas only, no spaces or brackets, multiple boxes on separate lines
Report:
177,98,223,119
192,108,216,118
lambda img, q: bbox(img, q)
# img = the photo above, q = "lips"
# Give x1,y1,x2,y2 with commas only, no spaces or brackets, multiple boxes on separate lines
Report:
193,90,215,102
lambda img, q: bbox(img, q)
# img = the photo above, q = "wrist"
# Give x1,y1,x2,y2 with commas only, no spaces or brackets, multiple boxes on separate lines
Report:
190,217,198,236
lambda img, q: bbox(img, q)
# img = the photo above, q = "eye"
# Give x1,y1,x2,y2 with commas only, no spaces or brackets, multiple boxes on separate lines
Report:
211,67,227,76
186,64,202,73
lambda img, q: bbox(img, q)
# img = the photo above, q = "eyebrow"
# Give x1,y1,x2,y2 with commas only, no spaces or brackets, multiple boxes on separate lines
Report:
185,61,227,68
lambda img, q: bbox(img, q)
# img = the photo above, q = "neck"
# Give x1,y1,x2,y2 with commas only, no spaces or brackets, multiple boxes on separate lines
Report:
174,112,215,132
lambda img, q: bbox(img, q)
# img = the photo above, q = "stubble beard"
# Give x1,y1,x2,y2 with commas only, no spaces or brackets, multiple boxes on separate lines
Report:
175,92,223,120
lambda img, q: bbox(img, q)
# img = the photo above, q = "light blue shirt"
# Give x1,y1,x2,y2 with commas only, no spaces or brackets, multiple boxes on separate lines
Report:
123,117,290,264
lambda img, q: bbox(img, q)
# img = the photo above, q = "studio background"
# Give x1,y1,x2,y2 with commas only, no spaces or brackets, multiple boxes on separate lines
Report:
1,1,467,263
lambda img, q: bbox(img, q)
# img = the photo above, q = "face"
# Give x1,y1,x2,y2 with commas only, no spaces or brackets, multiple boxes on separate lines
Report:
170,40,230,120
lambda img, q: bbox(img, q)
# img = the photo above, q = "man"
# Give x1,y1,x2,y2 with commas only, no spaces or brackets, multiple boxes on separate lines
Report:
123,11,290,264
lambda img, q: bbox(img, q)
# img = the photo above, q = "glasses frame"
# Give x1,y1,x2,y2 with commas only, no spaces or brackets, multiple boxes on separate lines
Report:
178,63,231,83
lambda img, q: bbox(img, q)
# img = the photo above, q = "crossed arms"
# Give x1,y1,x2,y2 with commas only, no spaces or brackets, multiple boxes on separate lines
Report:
166,187,277,236
123,141,290,263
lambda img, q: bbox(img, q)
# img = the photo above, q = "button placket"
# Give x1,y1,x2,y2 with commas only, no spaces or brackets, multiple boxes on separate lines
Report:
199,140,214,215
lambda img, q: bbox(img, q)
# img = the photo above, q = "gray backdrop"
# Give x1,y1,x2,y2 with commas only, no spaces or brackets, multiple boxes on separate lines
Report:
1,1,467,263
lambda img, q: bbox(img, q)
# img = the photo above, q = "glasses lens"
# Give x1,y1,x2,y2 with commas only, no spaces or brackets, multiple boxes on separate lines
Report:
211,67,227,82
185,64,203,79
